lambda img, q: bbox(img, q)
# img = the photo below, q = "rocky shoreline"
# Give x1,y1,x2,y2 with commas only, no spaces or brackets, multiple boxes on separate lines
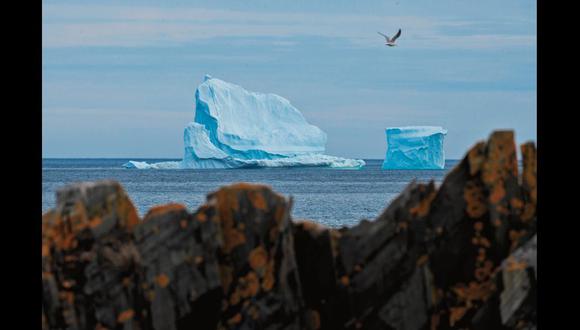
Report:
42,131,536,330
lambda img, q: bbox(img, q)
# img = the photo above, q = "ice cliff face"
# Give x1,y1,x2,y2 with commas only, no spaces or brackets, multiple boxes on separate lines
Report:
124,75,364,169
195,75,327,156
382,126,447,170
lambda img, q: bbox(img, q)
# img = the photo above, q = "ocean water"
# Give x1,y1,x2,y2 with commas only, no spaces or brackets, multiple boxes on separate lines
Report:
42,159,459,228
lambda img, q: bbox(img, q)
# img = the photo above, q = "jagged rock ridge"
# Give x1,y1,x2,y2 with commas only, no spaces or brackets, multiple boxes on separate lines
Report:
42,130,536,330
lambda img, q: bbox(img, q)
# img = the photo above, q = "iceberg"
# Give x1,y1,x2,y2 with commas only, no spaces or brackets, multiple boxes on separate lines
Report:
125,75,365,169
122,161,183,169
382,126,447,170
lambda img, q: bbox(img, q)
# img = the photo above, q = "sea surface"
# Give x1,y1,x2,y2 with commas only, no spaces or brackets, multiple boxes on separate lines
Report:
42,159,459,228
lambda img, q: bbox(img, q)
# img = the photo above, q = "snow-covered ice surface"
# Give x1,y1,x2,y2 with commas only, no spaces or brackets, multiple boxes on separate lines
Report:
122,161,183,169
382,126,447,170
126,75,365,169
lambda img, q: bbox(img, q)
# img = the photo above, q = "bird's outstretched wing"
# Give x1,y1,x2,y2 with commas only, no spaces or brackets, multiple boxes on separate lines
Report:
377,31,389,41
391,29,402,42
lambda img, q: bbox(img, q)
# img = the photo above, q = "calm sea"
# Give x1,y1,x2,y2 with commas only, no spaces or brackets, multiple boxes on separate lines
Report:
42,159,459,228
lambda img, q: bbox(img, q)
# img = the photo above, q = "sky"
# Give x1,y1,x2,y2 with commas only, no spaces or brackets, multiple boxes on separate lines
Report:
42,0,536,159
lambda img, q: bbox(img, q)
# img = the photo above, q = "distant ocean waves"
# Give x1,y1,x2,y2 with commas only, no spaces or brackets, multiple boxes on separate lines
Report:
42,159,458,228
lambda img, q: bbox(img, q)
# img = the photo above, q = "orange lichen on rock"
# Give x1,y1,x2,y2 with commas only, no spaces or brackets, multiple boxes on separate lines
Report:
479,237,491,248
509,230,528,251
62,280,76,289
227,313,242,326
117,309,134,323
212,186,267,254
71,200,89,223
239,271,260,298
229,289,241,306
116,192,140,230
521,204,535,222
518,142,537,225
476,248,487,263
249,190,268,210
213,187,239,222
417,254,429,267
248,304,260,320
410,188,437,217
214,183,273,219
449,307,467,327
489,184,506,204
430,313,440,330
95,323,109,330
48,201,90,251
307,309,321,330
274,203,287,225
194,255,204,265
223,227,246,254
452,280,496,304
474,260,494,281
89,216,103,229
155,273,170,288
510,198,524,210
268,201,288,246
505,256,528,272
329,229,342,258
218,203,246,253
467,142,486,176
509,230,526,241
42,243,50,257
196,211,208,222
249,246,268,271
464,181,487,218
487,131,518,175
262,260,275,291
144,203,186,220
521,143,537,200
396,221,408,232
474,268,488,281
480,133,518,204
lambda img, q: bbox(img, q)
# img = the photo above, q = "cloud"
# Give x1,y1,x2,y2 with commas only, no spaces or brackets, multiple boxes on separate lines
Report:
42,4,535,50
43,107,191,120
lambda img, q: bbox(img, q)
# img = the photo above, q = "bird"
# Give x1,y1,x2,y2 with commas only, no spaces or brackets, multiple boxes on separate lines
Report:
377,29,401,47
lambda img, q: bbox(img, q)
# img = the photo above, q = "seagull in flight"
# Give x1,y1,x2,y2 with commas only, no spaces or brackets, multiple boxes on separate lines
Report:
377,29,401,47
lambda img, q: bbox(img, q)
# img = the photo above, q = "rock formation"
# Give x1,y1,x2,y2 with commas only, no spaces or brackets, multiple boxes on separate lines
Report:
42,130,537,330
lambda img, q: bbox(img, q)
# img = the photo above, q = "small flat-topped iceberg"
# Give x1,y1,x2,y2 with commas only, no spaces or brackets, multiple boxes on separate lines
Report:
125,75,364,169
382,126,447,170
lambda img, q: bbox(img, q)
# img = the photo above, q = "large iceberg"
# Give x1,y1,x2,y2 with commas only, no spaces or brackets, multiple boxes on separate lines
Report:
381,126,447,170
125,75,364,169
